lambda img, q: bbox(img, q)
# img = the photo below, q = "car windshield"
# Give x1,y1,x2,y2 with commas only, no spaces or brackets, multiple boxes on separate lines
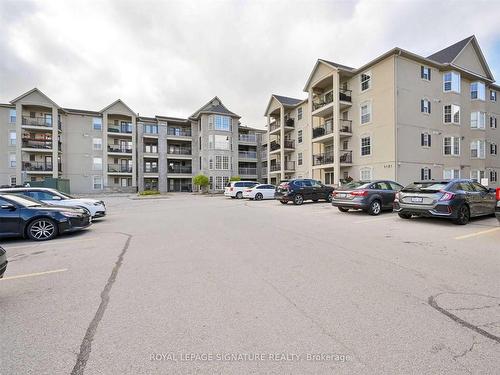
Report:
57,191,74,199
341,181,371,190
1,194,44,207
402,182,448,193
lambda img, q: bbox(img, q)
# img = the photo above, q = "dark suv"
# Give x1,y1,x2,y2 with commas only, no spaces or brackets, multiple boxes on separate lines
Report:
275,179,334,205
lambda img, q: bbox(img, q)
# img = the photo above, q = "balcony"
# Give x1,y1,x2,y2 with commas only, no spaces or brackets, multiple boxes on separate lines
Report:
144,166,159,173
168,165,192,174
238,134,257,143
339,119,352,134
312,121,333,139
313,152,334,166
167,147,192,156
285,161,295,171
261,150,268,160
22,139,53,150
108,144,133,154
108,164,133,173
270,164,280,172
312,89,352,115
238,151,257,159
22,116,53,128
167,128,192,137
283,140,294,150
270,161,295,172
22,161,53,172
269,121,280,133
239,167,257,176
339,88,352,103
270,141,280,151
108,124,132,134
340,150,352,164
144,145,158,154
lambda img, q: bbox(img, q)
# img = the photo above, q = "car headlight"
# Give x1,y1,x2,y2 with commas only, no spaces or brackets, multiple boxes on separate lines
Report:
61,211,82,218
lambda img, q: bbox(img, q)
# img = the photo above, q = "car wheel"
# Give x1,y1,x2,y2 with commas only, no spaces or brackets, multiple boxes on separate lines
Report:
326,192,333,202
27,218,58,241
312,199,319,202
236,192,243,199
368,200,382,215
338,207,349,213
280,200,288,205
398,212,412,219
453,205,470,225
293,194,304,205
255,193,263,201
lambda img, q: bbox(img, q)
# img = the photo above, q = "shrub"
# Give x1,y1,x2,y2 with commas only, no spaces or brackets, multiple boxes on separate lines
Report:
193,174,210,192
139,190,160,196
229,176,241,182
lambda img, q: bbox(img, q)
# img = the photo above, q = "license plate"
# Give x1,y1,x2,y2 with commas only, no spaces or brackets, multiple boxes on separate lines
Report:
411,197,423,203
338,193,347,198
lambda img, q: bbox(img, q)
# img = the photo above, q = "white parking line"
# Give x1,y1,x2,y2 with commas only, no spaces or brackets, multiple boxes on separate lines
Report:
454,227,500,240
0,268,67,281
353,215,397,224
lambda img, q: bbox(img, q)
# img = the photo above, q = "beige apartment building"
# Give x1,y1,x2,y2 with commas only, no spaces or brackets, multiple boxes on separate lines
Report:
265,36,500,188
0,90,265,194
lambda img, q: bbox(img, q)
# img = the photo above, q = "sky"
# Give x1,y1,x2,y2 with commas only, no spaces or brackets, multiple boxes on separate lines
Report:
1,0,500,128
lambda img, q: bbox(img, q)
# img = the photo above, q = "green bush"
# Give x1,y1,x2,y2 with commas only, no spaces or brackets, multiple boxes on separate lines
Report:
193,174,210,191
139,190,160,196
229,176,241,182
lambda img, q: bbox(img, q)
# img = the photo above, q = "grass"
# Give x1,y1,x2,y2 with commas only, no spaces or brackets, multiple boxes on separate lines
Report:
138,190,161,196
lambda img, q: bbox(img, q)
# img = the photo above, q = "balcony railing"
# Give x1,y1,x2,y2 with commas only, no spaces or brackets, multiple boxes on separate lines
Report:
108,144,133,153
284,140,294,149
285,118,294,127
339,88,352,102
239,151,257,159
239,167,257,175
270,141,280,151
167,147,192,155
168,165,192,174
285,161,295,171
339,119,352,133
144,145,158,153
239,134,257,143
108,164,133,173
108,125,132,134
312,89,352,111
167,128,192,137
144,166,159,173
313,120,333,138
22,140,53,149
313,152,334,166
22,116,52,127
261,151,268,159
269,121,279,132
270,164,280,172
340,150,353,164
22,161,53,171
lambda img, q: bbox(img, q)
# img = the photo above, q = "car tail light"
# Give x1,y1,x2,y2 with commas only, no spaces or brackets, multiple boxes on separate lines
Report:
351,190,368,196
245,189,252,192
496,188,500,201
332,192,338,197
439,190,455,201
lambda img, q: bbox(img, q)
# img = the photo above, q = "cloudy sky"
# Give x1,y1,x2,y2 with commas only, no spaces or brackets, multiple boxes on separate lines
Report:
1,0,500,128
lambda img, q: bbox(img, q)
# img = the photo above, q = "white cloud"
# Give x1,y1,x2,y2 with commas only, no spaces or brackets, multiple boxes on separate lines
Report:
1,0,500,127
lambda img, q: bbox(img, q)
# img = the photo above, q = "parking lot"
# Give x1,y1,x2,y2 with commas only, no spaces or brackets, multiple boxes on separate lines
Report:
1,194,499,374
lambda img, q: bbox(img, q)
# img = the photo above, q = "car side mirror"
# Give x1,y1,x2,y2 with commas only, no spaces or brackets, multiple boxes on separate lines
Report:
1,204,16,211
52,196,62,200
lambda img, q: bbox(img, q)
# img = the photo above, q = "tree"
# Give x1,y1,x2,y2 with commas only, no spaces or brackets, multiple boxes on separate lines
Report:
193,174,210,192
229,176,241,182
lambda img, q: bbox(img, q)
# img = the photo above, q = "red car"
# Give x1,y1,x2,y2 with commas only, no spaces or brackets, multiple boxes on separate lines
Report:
496,188,500,222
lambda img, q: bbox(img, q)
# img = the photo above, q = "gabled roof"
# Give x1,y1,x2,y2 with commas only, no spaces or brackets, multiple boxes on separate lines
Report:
303,58,356,91
155,115,190,123
63,107,101,116
427,36,474,63
10,88,60,108
189,96,239,119
100,99,136,115
318,59,355,71
264,94,305,116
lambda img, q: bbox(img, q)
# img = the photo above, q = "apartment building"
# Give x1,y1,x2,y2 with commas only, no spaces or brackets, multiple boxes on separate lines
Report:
265,36,500,188
0,91,265,193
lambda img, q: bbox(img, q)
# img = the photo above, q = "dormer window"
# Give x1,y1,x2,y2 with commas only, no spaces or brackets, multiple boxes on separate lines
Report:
443,71,460,93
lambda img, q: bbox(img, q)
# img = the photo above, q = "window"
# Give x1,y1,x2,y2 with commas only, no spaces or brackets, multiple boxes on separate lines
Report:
9,109,16,123
421,66,431,80
421,99,431,114
92,117,102,130
298,130,303,143
470,170,485,182
360,71,371,91
325,172,334,185
209,158,213,169
360,167,372,180
421,133,431,147
93,176,103,190
490,170,498,182
490,143,498,155
215,176,224,190
443,136,460,156
443,169,460,179
490,116,498,129
213,134,230,150
470,112,486,129
490,90,497,102
9,153,16,168
92,157,103,170
215,155,229,170
92,138,102,150
144,143,158,153
421,167,432,180
9,131,16,146
361,136,371,156
209,176,213,190
470,140,486,159
214,115,231,131
297,107,303,120
443,104,460,124
470,81,485,100
443,71,460,93
144,123,158,134
298,152,303,166
144,161,158,173
10,176,16,186
360,102,371,124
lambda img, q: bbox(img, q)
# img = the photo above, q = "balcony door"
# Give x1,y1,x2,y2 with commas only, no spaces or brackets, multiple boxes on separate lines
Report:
44,155,52,170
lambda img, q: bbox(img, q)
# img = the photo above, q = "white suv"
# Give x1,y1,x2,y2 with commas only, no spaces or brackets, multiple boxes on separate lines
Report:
0,187,106,219
224,181,258,199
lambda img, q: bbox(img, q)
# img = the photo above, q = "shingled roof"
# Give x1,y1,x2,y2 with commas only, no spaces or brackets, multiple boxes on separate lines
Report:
318,59,355,71
272,94,304,107
427,36,474,63
190,96,239,119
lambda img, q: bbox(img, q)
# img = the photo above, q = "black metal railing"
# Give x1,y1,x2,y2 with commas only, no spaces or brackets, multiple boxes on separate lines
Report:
339,88,352,102
313,90,334,111
339,119,352,133
284,140,294,149
167,147,192,155
285,118,294,127
239,167,257,175
270,164,280,172
239,151,257,159
167,128,192,137
340,150,353,164
108,125,132,134
108,164,133,173
21,140,53,149
144,166,159,173
22,116,52,127
168,165,192,174
108,144,133,153
238,134,257,143
270,141,280,151
22,161,53,171
313,120,333,138
313,152,334,166
285,161,295,171
269,121,279,132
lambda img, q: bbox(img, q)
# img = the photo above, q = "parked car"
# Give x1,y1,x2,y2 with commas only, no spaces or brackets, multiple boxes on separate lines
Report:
224,181,258,199
275,179,334,205
332,180,403,215
496,187,500,222
0,245,7,278
243,184,276,200
0,187,106,219
394,179,497,225
0,194,91,241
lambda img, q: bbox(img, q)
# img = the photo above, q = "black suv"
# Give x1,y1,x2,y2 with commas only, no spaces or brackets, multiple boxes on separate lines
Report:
275,179,334,205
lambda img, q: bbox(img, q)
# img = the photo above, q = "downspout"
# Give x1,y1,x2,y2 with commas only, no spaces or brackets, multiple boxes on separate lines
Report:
394,50,401,181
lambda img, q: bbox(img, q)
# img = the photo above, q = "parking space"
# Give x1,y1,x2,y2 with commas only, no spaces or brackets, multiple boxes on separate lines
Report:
1,194,499,374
